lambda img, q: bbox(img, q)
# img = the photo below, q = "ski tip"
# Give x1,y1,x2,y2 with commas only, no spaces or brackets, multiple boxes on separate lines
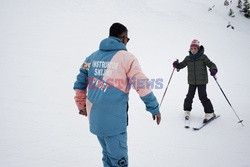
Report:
193,127,199,131
185,126,190,129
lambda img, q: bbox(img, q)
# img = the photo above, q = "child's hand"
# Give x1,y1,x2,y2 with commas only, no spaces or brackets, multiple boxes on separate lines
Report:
210,69,217,76
173,60,179,68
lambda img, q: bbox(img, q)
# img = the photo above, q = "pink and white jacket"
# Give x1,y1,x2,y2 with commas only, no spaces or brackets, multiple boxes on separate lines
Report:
74,37,160,136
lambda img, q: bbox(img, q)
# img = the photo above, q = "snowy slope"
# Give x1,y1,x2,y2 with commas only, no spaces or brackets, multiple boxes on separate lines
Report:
0,0,250,166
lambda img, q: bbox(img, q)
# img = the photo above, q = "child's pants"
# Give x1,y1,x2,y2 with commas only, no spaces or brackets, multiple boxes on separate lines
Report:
184,84,214,113
97,132,128,167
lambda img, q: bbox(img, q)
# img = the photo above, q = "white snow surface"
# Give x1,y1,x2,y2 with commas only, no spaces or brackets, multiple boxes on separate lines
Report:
1,0,250,166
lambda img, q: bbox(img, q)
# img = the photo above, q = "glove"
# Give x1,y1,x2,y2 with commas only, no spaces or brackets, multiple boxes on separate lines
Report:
74,90,87,116
210,69,217,76
173,60,179,68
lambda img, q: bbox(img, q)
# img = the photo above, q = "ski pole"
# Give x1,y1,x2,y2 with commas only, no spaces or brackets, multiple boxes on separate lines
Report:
159,67,176,108
213,76,244,126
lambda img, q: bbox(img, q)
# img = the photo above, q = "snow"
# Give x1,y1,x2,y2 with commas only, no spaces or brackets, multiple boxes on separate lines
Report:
0,0,250,166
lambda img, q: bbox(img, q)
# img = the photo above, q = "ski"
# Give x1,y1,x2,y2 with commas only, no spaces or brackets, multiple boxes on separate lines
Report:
184,116,190,129
193,115,220,131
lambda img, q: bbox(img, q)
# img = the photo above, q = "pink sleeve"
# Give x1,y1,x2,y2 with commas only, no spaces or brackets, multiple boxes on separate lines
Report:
74,90,86,111
126,55,152,97
102,51,152,96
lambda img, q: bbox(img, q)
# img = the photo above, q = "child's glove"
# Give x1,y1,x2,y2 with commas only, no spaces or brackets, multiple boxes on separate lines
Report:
210,69,217,76
173,60,179,68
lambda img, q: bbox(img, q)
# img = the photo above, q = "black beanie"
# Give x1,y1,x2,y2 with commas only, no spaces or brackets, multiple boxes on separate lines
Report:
109,23,128,38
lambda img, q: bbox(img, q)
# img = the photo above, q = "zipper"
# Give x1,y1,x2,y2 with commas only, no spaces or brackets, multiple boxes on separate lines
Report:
194,59,196,85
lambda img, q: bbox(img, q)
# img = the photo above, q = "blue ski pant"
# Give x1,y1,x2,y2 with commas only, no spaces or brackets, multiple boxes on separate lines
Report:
97,132,128,167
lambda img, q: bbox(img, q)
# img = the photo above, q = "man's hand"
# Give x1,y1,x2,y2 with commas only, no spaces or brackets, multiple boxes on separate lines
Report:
74,90,87,117
152,113,161,125
79,109,87,117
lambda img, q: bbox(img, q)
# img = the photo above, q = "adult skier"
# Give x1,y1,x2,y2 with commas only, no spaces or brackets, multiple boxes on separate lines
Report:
74,23,161,167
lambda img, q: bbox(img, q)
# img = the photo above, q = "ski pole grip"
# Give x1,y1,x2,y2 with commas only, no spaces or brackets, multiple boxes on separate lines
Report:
176,59,180,72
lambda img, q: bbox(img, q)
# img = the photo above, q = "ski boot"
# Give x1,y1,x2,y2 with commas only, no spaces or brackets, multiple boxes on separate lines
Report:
203,113,216,123
184,111,190,120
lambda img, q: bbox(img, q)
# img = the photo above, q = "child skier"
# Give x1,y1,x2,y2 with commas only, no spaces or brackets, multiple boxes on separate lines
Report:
173,39,218,123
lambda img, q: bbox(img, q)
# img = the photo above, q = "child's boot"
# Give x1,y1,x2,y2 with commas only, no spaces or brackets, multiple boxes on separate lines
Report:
184,111,190,120
203,113,216,123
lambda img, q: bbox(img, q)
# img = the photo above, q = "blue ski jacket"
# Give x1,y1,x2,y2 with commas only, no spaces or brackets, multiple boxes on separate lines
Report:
74,37,160,137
